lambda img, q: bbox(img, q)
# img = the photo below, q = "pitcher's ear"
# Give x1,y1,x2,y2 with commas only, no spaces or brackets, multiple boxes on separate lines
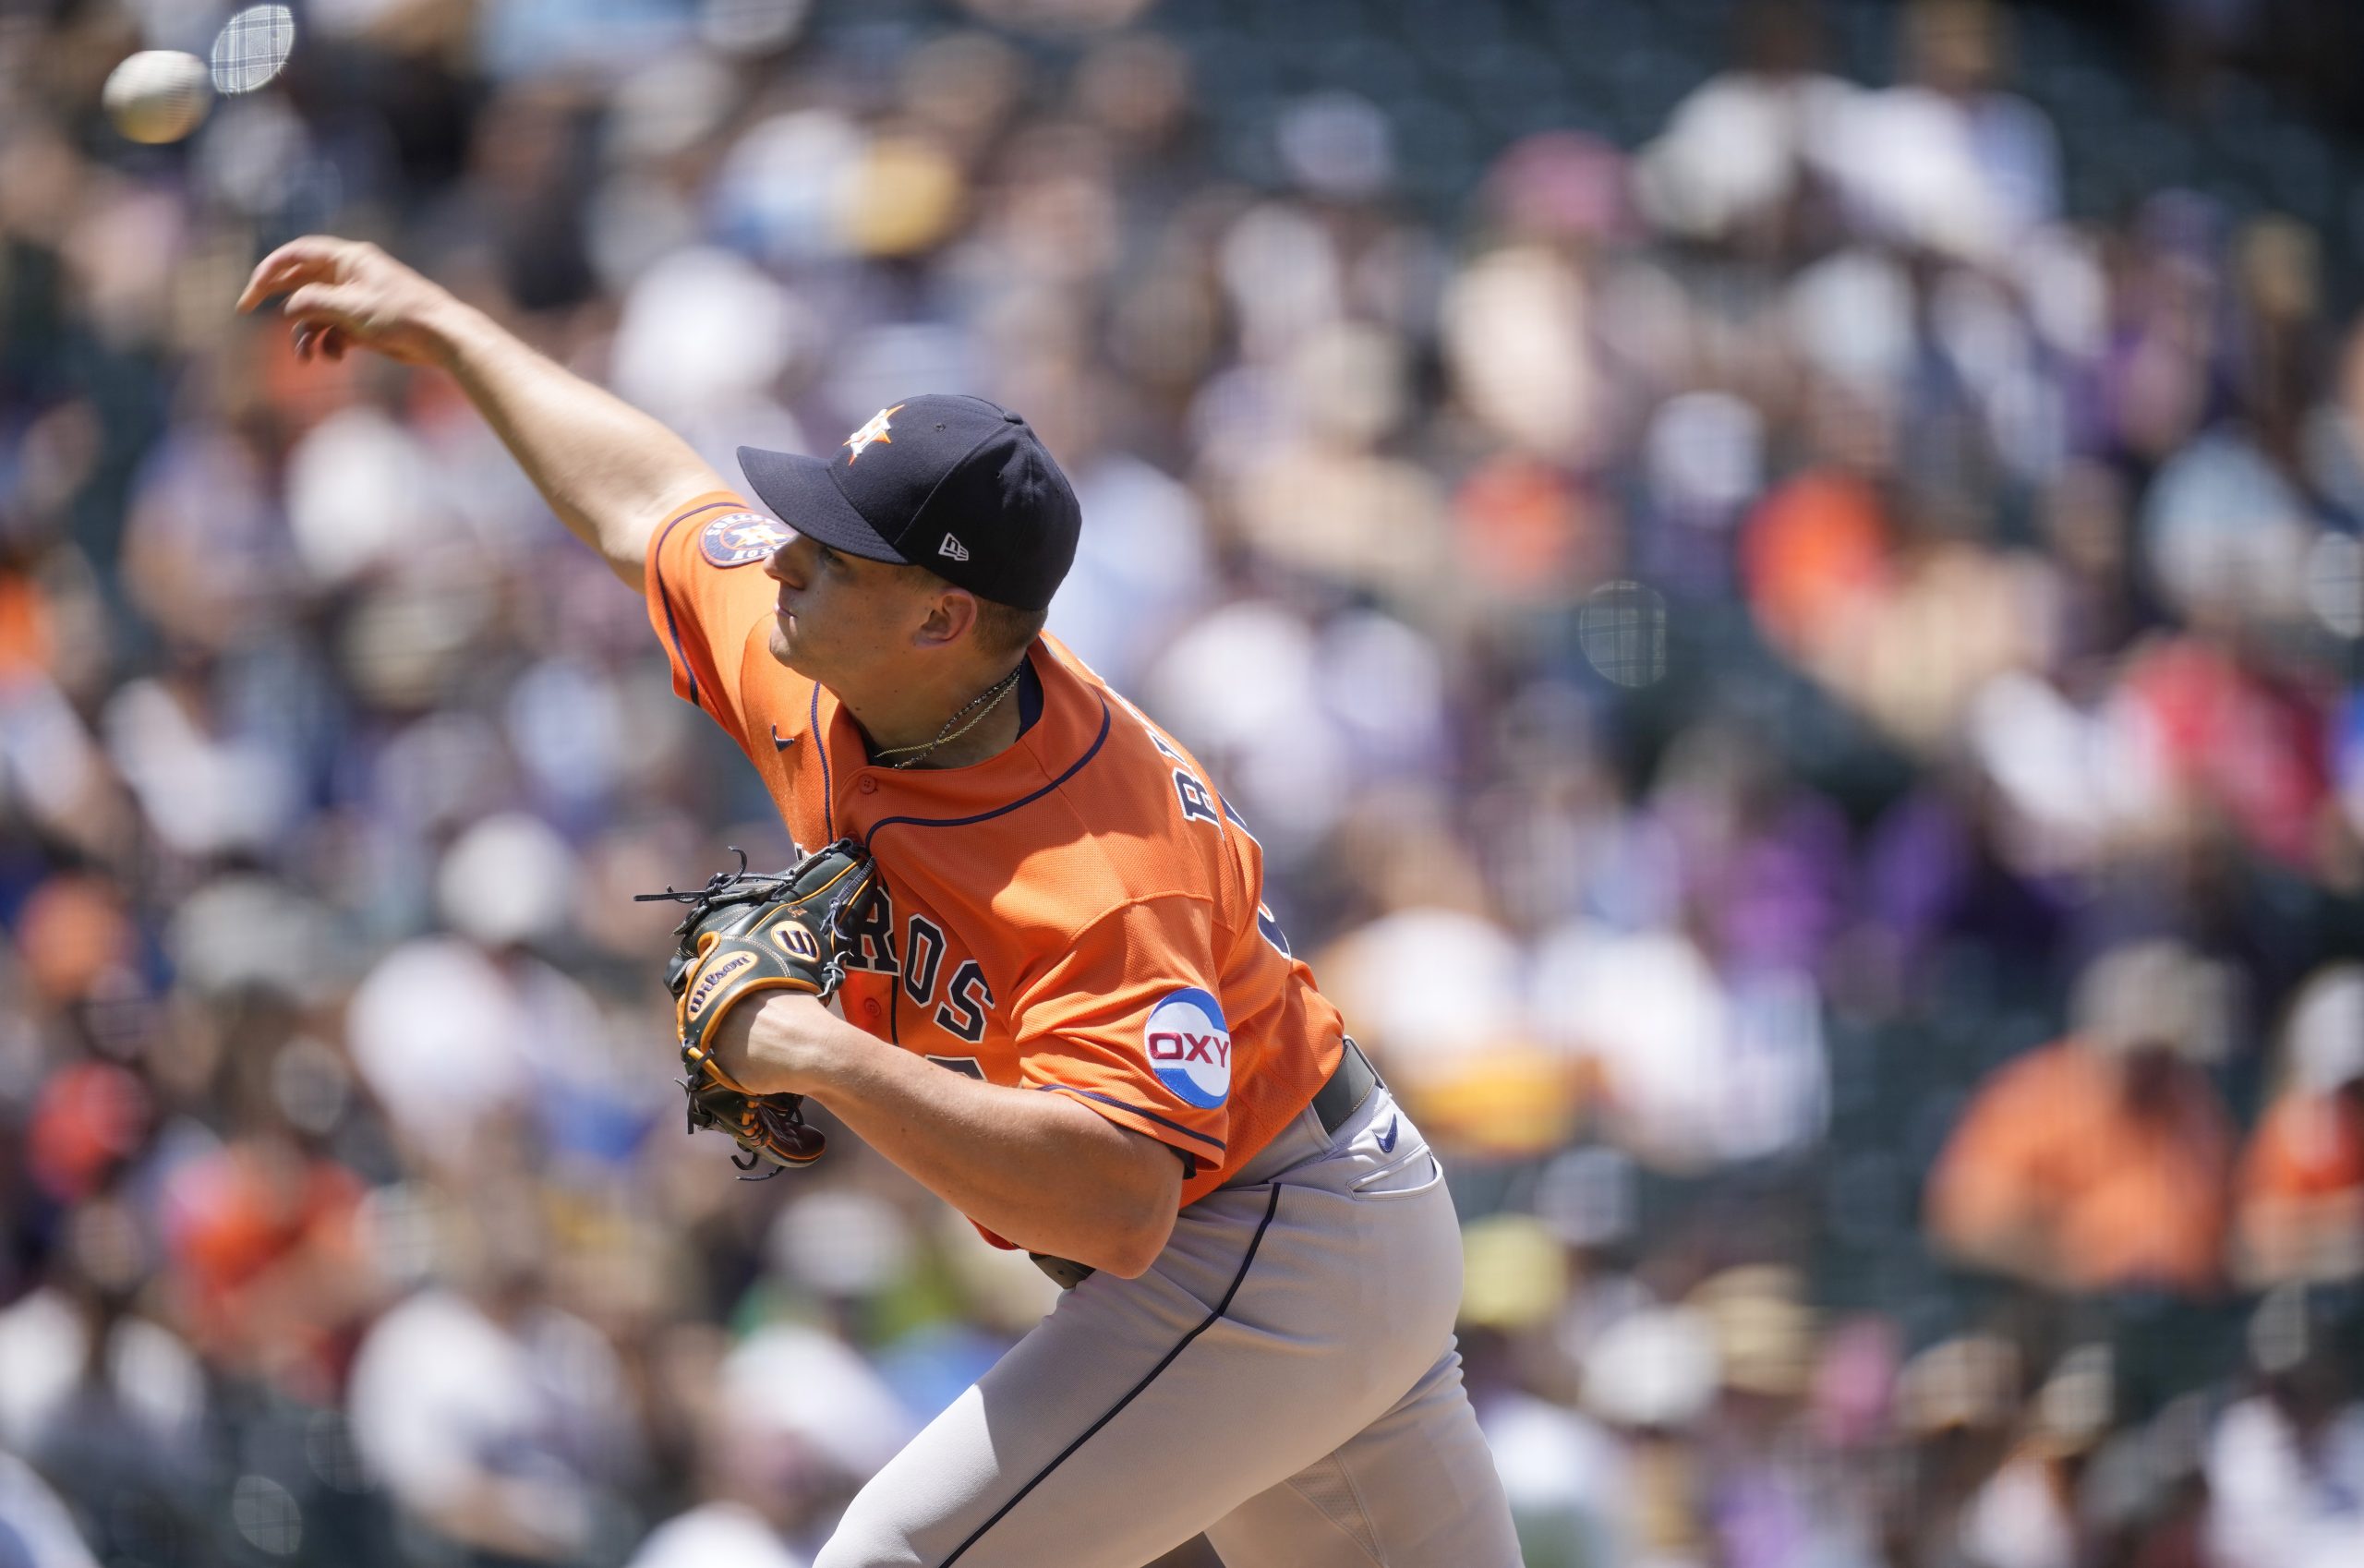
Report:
916,584,981,650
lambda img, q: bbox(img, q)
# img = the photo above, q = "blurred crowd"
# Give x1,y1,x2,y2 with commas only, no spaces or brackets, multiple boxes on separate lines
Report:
5,0,2364,1564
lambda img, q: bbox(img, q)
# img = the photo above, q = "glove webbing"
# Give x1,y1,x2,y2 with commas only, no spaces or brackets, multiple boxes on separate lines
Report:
634,844,873,1003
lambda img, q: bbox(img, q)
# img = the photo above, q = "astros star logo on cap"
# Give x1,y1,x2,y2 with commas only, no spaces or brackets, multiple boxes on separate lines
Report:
843,404,905,464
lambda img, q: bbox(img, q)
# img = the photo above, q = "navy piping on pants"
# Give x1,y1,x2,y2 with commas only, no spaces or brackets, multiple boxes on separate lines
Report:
935,1184,1286,1566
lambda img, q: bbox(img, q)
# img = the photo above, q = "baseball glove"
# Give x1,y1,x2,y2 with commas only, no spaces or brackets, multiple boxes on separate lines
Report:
637,840,878,1175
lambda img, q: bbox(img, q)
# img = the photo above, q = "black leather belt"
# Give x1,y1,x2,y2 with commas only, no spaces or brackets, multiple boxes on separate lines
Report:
1309,1036,1381,1136
1029,1038,1381,1291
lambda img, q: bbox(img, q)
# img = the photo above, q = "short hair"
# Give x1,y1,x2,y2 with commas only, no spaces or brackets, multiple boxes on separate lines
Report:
907,565,1047,658
971,596,1049,658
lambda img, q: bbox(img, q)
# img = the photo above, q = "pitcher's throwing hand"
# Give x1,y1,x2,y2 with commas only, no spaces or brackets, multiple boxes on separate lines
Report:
238,236,457,366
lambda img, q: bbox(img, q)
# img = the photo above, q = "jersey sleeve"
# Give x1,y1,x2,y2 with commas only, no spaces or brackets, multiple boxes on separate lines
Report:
642,491,793,750
1007,898,1233,1183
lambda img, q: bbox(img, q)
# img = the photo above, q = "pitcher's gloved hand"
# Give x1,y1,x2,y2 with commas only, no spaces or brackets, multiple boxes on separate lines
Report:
639,840,878,1175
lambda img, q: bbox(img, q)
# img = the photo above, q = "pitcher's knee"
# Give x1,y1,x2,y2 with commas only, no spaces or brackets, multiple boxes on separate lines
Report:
810,1505,923,1568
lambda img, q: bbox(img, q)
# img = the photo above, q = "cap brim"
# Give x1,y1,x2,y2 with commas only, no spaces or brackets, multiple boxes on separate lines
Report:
737,447,909,563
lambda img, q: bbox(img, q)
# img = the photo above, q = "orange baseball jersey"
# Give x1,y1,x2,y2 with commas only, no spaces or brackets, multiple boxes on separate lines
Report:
644,491,1348,1212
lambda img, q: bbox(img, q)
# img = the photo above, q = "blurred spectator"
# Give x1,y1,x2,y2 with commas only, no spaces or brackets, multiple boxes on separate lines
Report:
345,1190,643,1562
1926,941,2238,1296
624,1321,915,1568
1577,1303,1722,1566
156,1130,378,1398
1829,0,2061,258
0,1450,101,1568
1890,1333,2024,1562
2204,1288,2364,1568
2235,964,2364,1285
0,1207,211,1568
1634,0,1854,247
1955,1345,2115,1568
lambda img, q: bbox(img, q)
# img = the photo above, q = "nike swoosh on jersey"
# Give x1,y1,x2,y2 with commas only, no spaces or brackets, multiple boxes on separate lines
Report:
771,724,797,753
1375,1115,1399,1153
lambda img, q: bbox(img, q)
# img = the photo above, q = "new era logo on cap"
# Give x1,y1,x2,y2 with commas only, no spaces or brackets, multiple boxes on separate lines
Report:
736,393,1080,611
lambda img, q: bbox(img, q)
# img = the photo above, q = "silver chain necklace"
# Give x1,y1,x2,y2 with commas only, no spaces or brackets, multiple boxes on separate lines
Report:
873,666,1024,769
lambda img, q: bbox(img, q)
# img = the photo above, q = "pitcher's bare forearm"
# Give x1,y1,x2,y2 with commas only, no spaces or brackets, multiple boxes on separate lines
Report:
716,993,1184,1276
239,236,724,589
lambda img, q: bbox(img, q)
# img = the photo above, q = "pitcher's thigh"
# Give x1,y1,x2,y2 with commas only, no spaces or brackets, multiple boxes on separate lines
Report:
1203,1345,1522,1568
814,1188,1430,1568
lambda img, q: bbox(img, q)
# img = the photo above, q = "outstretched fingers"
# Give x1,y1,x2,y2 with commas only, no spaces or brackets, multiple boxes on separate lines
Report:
235,235,356,313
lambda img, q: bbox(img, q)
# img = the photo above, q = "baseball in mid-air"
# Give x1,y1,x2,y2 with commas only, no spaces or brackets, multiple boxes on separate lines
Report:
102,50,212,144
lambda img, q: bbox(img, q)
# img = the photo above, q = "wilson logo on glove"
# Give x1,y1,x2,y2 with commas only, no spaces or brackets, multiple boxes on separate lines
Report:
638,841,880,1176
686,951,757,1023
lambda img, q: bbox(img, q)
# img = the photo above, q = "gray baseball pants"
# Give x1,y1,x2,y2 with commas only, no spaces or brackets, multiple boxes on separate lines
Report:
813,1083,1521,1568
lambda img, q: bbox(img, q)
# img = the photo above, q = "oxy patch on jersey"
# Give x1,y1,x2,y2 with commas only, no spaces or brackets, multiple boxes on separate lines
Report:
700,512,791,567
1144,987,1232,1109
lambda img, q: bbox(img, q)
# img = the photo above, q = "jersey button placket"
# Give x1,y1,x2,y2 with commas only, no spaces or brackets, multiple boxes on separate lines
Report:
857,775,878,795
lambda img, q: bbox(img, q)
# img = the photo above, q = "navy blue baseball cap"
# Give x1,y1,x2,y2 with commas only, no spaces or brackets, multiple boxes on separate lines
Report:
738,394,1080,612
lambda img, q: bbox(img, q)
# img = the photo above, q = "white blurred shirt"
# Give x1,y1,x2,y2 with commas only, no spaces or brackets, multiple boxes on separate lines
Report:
624,1502,805,1568
0,1452,102,1568
346,1287,633,1535
2206,1394,2364,1568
